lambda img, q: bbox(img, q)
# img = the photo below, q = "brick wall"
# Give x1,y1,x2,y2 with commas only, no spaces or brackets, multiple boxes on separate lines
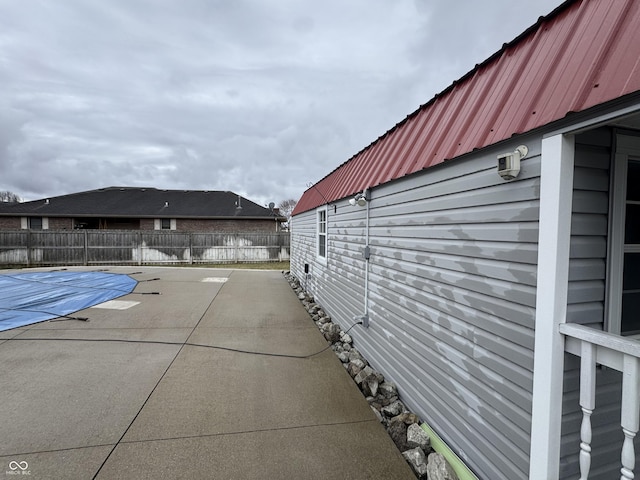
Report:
0,217,21,229
0,216,73,230
140,219,155,230
0,216,282,233
48,218,74,230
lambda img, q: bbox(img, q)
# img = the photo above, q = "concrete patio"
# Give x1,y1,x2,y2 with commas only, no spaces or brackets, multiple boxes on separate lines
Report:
0,266,414,479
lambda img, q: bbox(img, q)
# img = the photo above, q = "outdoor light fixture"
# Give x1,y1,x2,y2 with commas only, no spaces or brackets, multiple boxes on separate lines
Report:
349,189,369,207
497,145,528,180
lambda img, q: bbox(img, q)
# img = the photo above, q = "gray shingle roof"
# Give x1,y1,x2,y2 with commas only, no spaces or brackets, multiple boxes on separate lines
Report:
0,187,285,220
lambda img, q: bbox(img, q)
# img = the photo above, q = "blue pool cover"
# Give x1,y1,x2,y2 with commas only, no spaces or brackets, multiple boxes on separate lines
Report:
0,271,138,331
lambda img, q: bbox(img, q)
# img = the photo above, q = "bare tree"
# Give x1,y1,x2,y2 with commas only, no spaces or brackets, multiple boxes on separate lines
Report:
0,191,21,203
278,198,297,230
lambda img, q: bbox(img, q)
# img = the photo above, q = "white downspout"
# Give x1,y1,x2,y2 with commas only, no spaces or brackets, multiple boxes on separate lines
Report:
350,188,371,328
364,190,370,319
361,189,371,327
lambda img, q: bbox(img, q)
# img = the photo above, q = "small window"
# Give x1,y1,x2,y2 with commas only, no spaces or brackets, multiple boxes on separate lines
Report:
161,218,171,230
29,217,43,230
317,207,327,260
608,135,640,335
621,159,640,334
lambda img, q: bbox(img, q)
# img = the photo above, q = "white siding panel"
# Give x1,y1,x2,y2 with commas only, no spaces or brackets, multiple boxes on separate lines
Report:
566,301,605,325
569,236,607,258
370,222,540,243
375,236,539,264
572,191,609,214
373,200,539,226
363,298,533,426
568,258,606,281
373,178,540,218
570,212,608,235
375,247,538,286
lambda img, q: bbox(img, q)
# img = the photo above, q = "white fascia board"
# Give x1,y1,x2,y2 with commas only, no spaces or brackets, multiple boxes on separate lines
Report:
544,99,640,138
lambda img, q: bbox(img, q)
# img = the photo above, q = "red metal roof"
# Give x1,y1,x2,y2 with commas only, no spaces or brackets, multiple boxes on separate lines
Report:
293,0,640,215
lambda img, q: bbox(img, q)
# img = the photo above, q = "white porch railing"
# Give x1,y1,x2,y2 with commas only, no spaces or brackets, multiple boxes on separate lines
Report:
560,323,640,480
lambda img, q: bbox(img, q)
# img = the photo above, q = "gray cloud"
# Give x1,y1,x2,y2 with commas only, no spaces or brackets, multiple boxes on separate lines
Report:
0,0,559,206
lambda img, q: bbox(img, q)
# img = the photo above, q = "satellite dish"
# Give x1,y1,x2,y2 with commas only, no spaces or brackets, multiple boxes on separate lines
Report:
269,202,275,210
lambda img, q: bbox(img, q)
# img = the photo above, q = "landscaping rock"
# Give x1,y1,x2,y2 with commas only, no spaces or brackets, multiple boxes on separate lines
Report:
347,362,363,378
285,270,457,480
349,358,366,370
354,366,374,385
402,447,428,479
426,452,459,480
361,375,379,397
392,412,421,426
368,399,383,413
406,423,431,452
379,382,398,398
336,351,350,363
348,349,365,364
371,405,384,423
387,416,410,452
340,332,352,344
381,400,404,418
321,323,341,343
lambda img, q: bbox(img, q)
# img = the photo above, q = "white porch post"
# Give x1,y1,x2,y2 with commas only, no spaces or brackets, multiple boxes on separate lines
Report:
529,133,575,480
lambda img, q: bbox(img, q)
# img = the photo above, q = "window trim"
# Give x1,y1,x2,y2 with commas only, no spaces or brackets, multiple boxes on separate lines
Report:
25,217,47,230
29,217,43,230
154,218,176,230
606,133,640,335
316,206,327,264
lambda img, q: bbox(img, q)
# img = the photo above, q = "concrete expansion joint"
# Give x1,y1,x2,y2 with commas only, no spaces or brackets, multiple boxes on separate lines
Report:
116,418,379,446
93,285,219,479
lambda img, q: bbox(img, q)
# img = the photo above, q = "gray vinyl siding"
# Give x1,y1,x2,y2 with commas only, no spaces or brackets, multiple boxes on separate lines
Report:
290,210,317,287
566,130,611,329
559,128,636,479
292,137,542,480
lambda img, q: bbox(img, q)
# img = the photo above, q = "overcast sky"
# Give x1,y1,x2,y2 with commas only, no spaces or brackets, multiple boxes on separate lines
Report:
1,0,561,207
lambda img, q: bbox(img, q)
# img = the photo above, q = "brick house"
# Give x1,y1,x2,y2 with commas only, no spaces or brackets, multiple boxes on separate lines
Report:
0,187,286,233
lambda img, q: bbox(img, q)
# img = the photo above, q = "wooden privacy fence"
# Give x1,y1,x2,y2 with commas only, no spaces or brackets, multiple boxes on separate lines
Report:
0,230,290,266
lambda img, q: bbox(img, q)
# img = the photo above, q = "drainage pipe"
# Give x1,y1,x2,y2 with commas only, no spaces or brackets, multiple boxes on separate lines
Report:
363,189,370,327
